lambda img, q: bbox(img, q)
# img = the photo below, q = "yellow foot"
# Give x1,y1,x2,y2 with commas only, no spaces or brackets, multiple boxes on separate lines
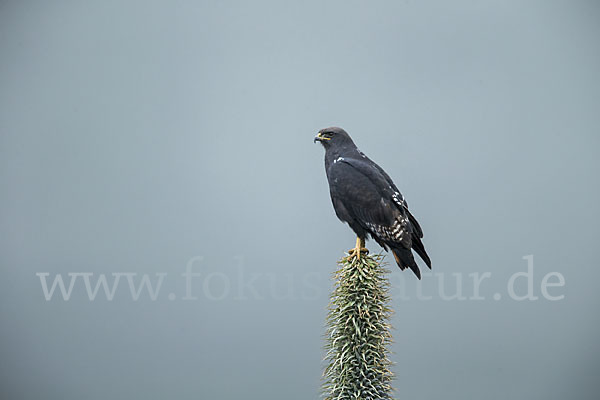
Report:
347,247,369,260
346,237,368,261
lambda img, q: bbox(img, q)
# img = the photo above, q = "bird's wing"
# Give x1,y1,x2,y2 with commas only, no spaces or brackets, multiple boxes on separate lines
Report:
327,157,413,249
360,154,424,238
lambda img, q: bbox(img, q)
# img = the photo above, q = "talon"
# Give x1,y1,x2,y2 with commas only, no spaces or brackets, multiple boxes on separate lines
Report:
347,237,368,260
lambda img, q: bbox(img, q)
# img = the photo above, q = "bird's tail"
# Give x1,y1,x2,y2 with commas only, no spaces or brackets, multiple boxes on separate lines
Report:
391,246,422,280
412,236,432,270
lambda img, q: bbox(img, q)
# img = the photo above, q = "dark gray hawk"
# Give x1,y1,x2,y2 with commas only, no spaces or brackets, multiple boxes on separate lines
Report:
315,127,431,279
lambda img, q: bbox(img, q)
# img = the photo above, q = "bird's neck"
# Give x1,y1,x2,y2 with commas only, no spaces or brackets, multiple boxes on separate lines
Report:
325,144,360,164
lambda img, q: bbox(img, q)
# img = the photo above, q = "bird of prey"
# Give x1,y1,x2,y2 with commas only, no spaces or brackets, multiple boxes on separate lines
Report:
315,127,431,279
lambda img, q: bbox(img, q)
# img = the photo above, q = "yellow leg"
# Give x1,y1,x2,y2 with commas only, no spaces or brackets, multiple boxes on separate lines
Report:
347,236,368,260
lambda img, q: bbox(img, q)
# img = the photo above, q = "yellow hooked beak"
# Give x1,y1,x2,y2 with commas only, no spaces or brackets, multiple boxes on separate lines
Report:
314,132,331,143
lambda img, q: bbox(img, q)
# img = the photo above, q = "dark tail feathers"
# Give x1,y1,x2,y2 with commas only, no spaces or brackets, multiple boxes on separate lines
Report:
392,247,422,279
412,236,432,269
391,238,432,280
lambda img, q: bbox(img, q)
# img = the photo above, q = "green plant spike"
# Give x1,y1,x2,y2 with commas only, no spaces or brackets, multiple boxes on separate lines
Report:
323,252,394,400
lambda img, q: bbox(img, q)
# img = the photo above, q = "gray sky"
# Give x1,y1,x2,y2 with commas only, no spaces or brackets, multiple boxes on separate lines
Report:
1,1,599,399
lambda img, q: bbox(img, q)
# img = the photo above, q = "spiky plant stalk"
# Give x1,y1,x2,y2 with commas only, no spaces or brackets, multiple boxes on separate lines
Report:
323,253,394,400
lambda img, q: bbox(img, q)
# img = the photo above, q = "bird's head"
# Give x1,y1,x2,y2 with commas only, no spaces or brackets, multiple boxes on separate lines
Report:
314,127,355,149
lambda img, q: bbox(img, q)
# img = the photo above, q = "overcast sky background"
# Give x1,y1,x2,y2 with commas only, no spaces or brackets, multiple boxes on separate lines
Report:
1,1,599,399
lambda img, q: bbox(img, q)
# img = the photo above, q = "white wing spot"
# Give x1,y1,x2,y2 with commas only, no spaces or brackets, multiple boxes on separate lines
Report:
392,192,405,207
